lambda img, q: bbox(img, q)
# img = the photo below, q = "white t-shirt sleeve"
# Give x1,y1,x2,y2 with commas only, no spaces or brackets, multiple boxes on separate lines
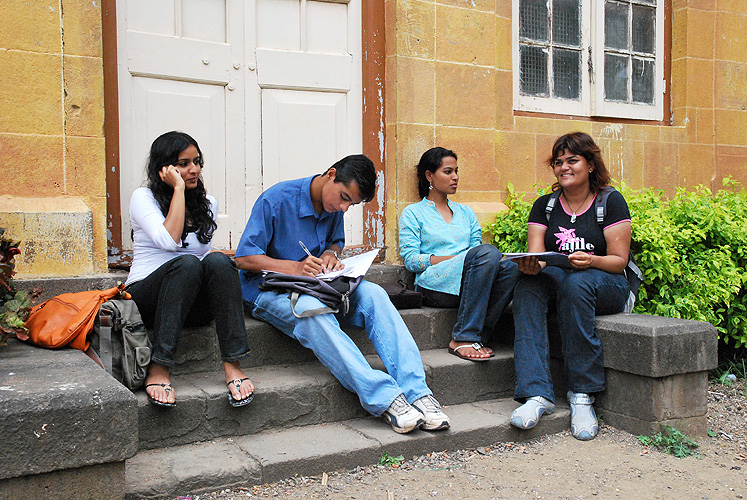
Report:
130,187,181,252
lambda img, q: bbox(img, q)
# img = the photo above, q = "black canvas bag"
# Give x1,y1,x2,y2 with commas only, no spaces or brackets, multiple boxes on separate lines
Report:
259,272,363,318
380,280,422,310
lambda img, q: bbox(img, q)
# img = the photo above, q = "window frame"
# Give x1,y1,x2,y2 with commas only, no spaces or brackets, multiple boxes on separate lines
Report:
512,0,665,121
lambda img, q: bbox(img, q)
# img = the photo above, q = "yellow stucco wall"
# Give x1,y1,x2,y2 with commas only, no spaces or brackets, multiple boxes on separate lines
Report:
0,0,106,277
384,0,747,261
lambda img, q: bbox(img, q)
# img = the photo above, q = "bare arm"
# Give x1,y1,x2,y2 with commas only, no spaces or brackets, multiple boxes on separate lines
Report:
159,165,186,244
516,224,547,275
568,221,630,273
234,254,324,277
430,255,456,265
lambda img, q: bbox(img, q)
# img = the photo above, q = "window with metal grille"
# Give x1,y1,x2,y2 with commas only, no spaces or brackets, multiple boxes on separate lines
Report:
513,0,665,120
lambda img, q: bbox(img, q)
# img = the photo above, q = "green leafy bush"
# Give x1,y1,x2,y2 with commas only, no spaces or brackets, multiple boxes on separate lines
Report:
485,178,747,349
638,425,700,459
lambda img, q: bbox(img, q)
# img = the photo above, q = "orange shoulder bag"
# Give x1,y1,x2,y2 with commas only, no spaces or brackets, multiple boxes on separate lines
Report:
25,284,130,351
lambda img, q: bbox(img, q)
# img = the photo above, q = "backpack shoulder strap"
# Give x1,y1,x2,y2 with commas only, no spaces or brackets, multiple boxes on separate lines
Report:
545,190,562,222
594,186,616,225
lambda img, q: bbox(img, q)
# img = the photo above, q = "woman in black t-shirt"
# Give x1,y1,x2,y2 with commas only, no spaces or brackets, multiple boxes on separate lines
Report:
508,132,631,441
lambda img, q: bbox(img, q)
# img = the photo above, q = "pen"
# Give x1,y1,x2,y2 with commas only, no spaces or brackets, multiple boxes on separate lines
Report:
300,240,328,274
299,240,313,258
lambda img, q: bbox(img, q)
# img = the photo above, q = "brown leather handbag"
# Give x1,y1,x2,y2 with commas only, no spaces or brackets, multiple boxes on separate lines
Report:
24,284,130,351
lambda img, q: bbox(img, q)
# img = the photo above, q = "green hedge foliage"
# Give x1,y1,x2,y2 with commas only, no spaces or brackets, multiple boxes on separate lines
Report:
485,179,747,349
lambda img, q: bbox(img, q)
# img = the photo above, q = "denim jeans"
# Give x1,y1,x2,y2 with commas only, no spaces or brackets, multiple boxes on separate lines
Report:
419,245,520,344
128,253,252,367
251,280,431,416
512,266,629,403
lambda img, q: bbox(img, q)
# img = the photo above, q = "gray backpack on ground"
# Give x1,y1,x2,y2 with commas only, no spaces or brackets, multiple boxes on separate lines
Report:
88,299,151,390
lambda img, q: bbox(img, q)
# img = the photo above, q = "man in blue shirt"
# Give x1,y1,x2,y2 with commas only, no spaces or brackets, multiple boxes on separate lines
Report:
234,155,450,434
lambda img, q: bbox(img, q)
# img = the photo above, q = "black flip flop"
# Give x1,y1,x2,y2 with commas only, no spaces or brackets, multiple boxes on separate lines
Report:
145,383,176,407
227,378,255,407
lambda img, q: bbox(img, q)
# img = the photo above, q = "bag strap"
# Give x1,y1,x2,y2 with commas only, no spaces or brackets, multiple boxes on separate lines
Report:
97,306,115,374
289,291,339,318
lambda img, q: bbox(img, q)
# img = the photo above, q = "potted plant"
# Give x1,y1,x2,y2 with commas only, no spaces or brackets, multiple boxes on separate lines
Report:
0,228,39,346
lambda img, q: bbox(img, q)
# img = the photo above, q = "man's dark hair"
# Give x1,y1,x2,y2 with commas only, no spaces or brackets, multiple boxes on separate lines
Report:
325,154,376,202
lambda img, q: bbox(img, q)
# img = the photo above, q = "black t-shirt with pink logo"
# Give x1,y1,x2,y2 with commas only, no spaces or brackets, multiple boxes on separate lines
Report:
527,189,631,257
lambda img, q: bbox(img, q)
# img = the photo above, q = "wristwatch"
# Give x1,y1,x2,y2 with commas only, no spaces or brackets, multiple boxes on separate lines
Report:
324,249,340,260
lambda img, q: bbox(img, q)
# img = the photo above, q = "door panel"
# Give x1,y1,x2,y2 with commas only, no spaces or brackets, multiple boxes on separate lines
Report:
117,0,362,253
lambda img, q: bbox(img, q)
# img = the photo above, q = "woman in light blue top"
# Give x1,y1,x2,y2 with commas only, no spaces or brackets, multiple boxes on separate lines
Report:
399,147,520,361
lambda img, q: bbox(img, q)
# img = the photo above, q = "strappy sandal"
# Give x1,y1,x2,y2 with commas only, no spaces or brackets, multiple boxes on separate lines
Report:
227,378,255,407
145,383,176,407
448,342,494,362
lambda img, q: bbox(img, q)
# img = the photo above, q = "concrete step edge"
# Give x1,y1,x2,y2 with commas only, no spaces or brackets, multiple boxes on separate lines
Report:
125,397,571,499
136,347,518,451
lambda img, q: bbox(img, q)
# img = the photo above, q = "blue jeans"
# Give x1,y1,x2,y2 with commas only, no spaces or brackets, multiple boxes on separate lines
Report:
512,266,629,403
251,280,431,416
129,253,252,367
420,245,520,344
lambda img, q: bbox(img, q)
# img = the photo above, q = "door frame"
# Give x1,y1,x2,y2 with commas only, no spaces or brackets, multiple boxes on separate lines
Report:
102,0,387,267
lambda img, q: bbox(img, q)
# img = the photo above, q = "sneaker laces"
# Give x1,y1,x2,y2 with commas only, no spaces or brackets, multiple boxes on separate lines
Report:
388,394,411,415
416,395,442,413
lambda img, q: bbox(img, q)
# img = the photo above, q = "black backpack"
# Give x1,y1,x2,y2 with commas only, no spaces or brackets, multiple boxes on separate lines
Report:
545,186,644,313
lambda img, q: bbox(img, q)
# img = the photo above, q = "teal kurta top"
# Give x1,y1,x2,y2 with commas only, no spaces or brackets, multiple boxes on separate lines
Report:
398,198,482,296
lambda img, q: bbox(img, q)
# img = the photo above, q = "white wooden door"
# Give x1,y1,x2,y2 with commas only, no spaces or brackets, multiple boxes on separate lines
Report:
253,0,363,243
117,0,363,250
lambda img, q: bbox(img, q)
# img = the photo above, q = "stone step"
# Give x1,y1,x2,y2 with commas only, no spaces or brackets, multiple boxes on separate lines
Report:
125,397,571,499
169,306,502,375
136,347,517,451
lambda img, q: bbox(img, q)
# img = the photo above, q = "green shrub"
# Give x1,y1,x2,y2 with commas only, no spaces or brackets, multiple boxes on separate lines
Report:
485,178,747,349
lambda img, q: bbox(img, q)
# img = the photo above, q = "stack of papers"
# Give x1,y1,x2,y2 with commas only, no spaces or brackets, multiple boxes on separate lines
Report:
500,251,571,268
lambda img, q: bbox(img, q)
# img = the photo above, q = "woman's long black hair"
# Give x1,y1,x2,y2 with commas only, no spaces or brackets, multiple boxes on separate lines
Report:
145,131,216,245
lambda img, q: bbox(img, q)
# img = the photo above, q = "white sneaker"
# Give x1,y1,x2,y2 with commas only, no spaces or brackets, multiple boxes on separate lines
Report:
382,394,425,434
412,395,450,431
568,391,598,441
510,396,555,430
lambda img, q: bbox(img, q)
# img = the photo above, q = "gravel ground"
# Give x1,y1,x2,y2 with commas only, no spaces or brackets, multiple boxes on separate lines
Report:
179,380,746,500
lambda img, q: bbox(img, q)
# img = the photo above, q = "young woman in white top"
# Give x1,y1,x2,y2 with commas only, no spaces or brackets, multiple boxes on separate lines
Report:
126,131,254,408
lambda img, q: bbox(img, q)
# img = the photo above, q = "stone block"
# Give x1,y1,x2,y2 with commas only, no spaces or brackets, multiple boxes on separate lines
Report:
716,11,747,64
435,126,498,192
435,62,496,129
0,0,62,54
0,196,94,277
395,57,435,124
495,131,538,193
420,348,515,405
437,0,494,12
0,135,64,196
715,61,747,111
396,0,435,59
716,145,747,186
436,5,495,66
0,462,125,500
236,423,380,485
126,441,260,499
600,408,708,438
66,136,106,197
61,0,103,57
14,271,128,303
715,109,747,146
0,51,63,135
495,16,512,71
64,56,105,138
0,340,137,480
678,144,716,187
136,380,209,450
597,370,709,422
595,314,718,378
686,9,716,60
